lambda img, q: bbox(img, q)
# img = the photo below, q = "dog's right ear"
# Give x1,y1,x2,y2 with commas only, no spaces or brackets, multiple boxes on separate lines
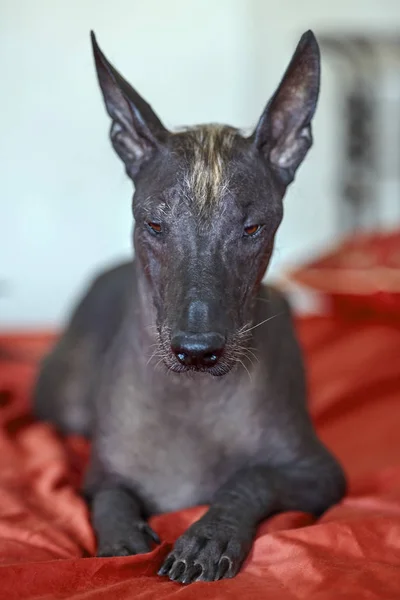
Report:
91,32,168,179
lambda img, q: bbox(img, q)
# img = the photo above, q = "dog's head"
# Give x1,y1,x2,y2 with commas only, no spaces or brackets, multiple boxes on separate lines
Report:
91,31,320,375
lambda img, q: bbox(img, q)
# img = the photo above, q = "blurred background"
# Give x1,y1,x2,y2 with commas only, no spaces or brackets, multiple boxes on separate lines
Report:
1,0,400,327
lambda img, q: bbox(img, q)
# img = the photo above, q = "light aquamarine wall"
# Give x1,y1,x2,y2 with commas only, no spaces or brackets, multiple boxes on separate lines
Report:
1,0,400,325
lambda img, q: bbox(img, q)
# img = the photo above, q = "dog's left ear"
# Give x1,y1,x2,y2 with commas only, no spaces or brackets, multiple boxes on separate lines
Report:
253,30,320,185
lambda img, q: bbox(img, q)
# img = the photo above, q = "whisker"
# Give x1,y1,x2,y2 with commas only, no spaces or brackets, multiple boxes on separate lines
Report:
146,349,164,367
255,296,271,305
240,348,259,365
238,352,256,369
237,358,252,383
240,312,283,335
147,341,158,347
154,357,166,371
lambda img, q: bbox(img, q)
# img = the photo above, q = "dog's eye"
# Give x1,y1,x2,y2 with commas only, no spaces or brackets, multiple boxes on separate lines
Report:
147,222,162,234
244,224,262,237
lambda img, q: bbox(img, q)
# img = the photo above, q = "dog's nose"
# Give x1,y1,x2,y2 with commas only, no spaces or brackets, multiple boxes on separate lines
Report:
171,332,225,368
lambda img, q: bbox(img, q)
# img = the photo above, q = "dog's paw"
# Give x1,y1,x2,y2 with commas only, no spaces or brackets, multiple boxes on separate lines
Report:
97,522,160,557
158,518,252,583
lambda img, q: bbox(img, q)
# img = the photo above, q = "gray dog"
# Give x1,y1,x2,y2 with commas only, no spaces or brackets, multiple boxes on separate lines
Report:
34,30,346,584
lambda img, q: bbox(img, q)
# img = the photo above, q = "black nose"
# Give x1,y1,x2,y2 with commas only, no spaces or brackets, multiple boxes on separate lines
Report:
170,332,225,368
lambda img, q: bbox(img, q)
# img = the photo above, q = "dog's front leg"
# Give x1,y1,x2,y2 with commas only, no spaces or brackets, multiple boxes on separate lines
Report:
159,455,345,584
90,483,160,557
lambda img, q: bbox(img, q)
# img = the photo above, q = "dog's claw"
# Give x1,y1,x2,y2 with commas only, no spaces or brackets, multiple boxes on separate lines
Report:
139,522,160,545
158,554,175,576
168,559,187,581
182,563,203,584
217,556,233,579
97,521,160,557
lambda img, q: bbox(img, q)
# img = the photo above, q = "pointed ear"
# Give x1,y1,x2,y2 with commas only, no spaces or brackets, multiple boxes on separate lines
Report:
253,30,320,185
91,31,168,179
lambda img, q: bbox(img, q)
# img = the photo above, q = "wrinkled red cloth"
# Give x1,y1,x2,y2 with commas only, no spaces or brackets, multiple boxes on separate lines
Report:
0,316,400,599
288,230,400,319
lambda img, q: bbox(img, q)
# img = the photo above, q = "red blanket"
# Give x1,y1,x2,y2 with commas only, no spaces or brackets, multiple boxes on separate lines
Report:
0,316,400,599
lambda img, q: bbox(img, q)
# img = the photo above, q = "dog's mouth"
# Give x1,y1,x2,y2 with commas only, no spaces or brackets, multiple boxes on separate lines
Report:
166,357,234,377
149,325,252,377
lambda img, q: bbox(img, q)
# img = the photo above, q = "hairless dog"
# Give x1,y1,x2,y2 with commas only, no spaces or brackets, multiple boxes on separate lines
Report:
34,30,346,584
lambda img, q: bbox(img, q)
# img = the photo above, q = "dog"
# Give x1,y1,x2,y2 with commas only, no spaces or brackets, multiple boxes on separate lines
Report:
33,30,346,584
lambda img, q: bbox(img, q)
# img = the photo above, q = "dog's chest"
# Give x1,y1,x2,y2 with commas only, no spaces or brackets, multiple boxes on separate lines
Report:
99,381,267,514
